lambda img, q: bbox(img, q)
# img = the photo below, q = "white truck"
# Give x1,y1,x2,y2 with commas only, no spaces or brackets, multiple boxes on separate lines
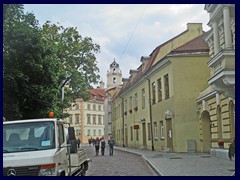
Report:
3,118,91,176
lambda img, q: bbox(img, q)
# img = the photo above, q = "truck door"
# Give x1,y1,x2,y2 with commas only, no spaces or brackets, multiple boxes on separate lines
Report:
57,124,68,174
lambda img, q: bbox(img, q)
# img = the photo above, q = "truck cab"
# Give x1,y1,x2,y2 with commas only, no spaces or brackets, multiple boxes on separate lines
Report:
3,118,89,176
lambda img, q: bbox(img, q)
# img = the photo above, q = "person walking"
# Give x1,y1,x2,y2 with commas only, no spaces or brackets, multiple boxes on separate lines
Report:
95,137,100,156
108,136,115,156
77,138,81,149
100,137,106,156
88,138,91,146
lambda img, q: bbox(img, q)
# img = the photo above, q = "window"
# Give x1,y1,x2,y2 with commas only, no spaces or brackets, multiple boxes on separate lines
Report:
87,115,91,125
217,106,223,139
98,116,102,125
98,105,101,111
88,129,90,136
99,130,101,136
93,104,96,111
154,122,158,140
125,99,128,112
147,123,151,140
75,114,79,124
142,88,145,108
113,77,116,83
136,129,139,141
134,93,138,108
58,124,64,146
76,129,81,136
87,104,91,110
160,121,164,139
93,115,96,125
157,78,162,102
152,82,156,104
93,129,96,136
130,127,133,141
164,74,169,99
129,96,132,110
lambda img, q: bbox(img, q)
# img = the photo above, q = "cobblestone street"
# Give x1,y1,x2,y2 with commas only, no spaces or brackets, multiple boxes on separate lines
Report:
84,144,157,176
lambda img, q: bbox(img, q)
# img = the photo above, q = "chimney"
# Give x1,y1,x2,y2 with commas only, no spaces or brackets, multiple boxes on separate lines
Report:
122,78,129,86
129,69,138,82
141,56,151,72
187,23,203,34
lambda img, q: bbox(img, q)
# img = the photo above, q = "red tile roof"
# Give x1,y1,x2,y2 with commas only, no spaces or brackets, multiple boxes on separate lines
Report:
116,32,209,98
170,33,209,54
90,88,105,101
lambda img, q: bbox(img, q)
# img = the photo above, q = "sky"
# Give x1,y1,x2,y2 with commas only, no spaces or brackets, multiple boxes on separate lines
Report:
23,4,210,87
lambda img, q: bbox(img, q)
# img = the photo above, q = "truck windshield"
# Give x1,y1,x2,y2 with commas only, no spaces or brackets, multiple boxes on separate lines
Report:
3,121,55,153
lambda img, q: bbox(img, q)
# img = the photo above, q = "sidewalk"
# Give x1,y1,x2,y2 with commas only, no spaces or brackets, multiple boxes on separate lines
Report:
115,146,235,176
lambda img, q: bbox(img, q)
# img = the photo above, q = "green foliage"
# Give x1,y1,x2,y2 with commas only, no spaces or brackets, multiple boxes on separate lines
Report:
3,4,101,120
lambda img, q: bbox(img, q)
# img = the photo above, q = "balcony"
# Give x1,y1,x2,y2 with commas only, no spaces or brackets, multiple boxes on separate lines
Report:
208,49,235,98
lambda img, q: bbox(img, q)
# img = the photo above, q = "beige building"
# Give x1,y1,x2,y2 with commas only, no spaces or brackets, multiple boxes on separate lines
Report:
65,87,105,143
112,23,210,152
196,4,235,159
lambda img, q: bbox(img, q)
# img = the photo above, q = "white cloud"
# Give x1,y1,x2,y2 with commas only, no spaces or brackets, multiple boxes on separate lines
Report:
24,4,211,87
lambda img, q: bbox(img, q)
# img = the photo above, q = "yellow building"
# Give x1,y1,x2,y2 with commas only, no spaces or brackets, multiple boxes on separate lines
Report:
65,87,105,143
112,23,210,152
196,4,235,159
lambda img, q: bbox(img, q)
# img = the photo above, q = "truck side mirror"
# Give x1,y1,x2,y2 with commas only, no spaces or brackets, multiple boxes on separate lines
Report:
68,127,76,141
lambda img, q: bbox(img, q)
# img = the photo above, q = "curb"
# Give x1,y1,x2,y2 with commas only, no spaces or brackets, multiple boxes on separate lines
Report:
115,147,162,176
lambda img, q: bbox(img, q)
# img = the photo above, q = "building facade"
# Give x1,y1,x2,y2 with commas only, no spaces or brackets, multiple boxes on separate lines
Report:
112,23,210,152
65,88,105,143
107,59,122,88
196,4,235,159
104,60,123,140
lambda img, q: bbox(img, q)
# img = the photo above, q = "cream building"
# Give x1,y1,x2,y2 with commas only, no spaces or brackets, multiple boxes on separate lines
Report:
196,4,235,159
65,87,105,143
112,23,210,152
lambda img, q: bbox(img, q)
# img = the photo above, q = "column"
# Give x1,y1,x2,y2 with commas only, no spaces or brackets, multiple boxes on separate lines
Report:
212,21,220,54
223,6,233,49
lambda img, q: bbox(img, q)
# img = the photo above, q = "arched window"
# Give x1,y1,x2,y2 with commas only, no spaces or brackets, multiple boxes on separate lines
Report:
229,101,235,139
113,77,116,83
217,106,222,139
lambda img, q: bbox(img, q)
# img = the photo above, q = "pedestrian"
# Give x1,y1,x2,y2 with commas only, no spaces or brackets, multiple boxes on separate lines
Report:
108,136,115,156
88,138,92,146
100,136,106,156
95,137,100,156
77,138,81,149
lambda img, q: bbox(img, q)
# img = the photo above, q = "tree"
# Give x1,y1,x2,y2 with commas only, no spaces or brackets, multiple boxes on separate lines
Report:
40,22,101,115
3,4,101,120
3,4,52,120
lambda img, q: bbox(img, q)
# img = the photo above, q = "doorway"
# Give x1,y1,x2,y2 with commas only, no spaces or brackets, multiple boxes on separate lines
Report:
166,118,173,150
142,123,147,146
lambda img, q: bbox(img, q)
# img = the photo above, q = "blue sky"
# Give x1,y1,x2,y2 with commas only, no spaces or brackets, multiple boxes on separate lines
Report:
23,4,210,87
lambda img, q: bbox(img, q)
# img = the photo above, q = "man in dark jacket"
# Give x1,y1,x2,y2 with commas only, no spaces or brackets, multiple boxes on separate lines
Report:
100,137,106,156
108,136,115,156
95,137,100,156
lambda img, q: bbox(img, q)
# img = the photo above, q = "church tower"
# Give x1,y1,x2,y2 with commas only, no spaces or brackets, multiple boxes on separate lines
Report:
107,59,122,88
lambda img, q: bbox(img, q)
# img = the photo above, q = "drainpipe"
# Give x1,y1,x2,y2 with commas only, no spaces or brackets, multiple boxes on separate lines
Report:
145,77,154,151
120,96,125,147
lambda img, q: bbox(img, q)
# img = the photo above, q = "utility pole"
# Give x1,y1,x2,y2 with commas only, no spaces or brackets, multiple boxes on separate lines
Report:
120,96,125,147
